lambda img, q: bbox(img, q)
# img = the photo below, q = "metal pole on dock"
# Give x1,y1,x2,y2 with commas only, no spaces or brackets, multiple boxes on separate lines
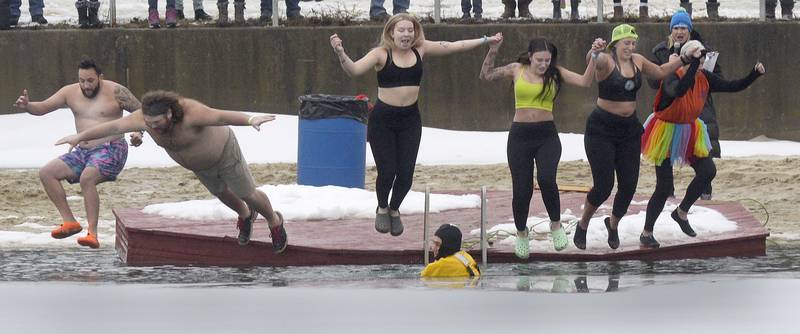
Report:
597,0,604,23
110,0,116,27
760,0,766,21
434,0,441,24
480,186,487,268
273,0,279,26
423,186,431,265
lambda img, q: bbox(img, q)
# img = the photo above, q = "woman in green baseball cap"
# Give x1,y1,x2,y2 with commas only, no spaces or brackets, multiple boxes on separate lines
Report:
573,23,701,251
479,34,603,258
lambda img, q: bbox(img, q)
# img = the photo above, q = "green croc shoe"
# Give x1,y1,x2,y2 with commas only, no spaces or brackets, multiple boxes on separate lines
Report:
515,231,530,259
551,225,568,251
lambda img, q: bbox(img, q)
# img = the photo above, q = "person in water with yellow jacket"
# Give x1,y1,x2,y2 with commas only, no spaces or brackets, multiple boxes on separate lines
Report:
421,224,480,278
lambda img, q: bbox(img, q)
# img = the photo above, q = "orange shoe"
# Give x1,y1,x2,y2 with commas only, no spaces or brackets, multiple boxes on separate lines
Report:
51,221,83,239
77,233,99,249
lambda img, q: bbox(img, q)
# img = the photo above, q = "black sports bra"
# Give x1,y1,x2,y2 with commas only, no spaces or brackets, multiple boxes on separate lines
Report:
598,61,642,102
377,48,423,88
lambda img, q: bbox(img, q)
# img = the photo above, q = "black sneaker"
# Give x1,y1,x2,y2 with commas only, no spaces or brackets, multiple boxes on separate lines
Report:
370,12,390,22
671,210,697,237
32,15,48,25
269,211,288,254
573,222,587,250
236,205,258,246
287,13,304,21
574,276,589,293
460,12,470,21
474,13,483,22
639,233,660,248
604,217,620,249
176,10,185,19
195,9,213,21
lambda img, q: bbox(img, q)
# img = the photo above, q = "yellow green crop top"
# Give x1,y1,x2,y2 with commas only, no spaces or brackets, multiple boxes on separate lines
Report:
514,67,556,111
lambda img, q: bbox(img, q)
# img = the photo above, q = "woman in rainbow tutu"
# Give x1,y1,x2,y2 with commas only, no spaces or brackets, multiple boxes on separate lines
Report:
639,40,765,248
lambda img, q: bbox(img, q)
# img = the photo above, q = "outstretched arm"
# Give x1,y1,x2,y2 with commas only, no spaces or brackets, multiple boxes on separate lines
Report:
639,52,690,81
183,99,276,130
56,111,147,150
561,39,604,87
13,87,68,116
330,34,382,77
423,33,501,57
707,62,765,93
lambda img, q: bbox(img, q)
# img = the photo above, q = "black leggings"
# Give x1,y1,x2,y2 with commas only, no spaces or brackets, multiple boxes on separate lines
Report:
507,121,562,231
367,100,422,211
584,107,643,219
643,157,716,232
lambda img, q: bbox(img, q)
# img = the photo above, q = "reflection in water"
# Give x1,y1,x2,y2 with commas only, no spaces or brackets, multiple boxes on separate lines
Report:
0,243,799,292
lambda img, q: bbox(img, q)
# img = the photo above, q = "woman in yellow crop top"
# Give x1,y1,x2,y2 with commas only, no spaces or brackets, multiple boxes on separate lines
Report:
479,35,602,259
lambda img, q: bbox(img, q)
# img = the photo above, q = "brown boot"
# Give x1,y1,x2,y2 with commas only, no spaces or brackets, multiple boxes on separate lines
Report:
706,1,720,20
639,4,648,21
518,0,533,18
613,5,623,20
502,0,516,18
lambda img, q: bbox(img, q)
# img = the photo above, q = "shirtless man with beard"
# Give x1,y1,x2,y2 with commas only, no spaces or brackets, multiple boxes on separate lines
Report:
55,90,287,254
13,59,143,249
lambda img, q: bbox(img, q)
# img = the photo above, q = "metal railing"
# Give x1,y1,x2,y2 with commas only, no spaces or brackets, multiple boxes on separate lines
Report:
104,1,771,29
422,186,489,267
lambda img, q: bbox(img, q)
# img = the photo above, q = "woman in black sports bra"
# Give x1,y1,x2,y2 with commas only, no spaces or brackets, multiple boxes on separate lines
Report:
573,24,700,251
330,13,500,237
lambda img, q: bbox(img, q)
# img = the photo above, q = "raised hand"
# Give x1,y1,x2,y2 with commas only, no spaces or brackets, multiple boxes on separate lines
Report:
330,34,344,53
13,89,29,111
129,131,144,147
487,32,503,49
754,62,766,74
591,38,607,52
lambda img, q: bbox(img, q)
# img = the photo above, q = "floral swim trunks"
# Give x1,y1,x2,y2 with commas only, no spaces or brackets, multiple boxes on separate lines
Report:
59,138,129,184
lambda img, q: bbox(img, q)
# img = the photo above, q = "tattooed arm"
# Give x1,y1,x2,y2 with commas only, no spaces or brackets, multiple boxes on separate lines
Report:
479,38,518,81
114,85,141,113
113,84,145,146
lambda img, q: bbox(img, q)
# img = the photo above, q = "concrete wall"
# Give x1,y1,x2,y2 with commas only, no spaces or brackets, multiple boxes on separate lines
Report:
0,23,798,140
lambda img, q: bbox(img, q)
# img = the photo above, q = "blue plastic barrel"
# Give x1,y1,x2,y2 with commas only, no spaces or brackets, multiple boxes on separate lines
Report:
297,118,366,188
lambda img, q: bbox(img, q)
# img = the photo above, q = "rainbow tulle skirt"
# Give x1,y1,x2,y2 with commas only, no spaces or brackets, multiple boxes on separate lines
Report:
641,113,711,166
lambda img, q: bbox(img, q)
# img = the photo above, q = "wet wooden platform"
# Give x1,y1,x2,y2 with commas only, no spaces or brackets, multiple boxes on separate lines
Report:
114,191,769,267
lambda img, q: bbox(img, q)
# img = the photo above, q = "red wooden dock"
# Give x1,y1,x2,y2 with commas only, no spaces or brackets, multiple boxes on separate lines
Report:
114,191,769,266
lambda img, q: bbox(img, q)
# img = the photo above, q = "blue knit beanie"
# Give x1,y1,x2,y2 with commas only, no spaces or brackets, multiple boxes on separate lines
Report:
670,8,693,31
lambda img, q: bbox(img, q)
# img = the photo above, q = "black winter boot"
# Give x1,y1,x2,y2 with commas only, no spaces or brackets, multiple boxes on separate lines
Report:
88,0,101,28
76,0,90,28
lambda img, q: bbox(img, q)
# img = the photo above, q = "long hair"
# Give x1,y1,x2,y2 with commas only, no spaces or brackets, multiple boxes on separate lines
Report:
378,13,425,51
141,90,184,123
515,38,562,101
